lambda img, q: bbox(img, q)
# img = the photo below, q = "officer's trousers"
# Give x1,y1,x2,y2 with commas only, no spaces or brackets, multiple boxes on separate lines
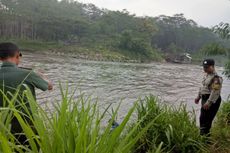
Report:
11,116,39,151
200,94,221,136
11,117,30,146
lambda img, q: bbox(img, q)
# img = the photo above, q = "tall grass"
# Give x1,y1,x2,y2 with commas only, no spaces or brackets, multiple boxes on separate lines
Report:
132,96,207,153
1,86,229,153
0,86,157,153
211,101,230,153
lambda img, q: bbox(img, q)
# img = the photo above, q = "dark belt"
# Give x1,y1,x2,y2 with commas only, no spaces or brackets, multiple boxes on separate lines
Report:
201,94,210,101
201,94,221,104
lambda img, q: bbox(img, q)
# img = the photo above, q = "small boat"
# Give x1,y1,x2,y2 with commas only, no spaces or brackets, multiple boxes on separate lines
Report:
173,53,192,64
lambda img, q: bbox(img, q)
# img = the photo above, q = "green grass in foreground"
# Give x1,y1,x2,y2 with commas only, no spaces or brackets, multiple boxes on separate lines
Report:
0,86,229,153
210,102,230,153
0,85,157,153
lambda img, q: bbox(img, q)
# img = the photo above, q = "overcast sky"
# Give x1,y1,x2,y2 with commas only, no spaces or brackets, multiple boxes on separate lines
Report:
79,0,230,27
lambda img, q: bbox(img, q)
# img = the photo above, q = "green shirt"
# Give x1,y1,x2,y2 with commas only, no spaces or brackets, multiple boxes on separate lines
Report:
0,61,48,107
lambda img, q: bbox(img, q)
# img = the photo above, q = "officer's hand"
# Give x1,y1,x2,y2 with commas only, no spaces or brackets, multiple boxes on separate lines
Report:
195,97,200,104
203,103,210,110
48,82,53,90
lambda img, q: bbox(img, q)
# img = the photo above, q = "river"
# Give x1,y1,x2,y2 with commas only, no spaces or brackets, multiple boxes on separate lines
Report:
21,52,230,119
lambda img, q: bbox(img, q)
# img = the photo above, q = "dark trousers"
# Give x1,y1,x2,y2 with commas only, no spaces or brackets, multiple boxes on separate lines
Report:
200,94,221,136
11,117,29,146
11,117,39,151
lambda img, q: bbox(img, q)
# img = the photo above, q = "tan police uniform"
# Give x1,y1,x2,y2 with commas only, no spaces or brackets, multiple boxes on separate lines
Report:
198,72,223,105
198,70,223,136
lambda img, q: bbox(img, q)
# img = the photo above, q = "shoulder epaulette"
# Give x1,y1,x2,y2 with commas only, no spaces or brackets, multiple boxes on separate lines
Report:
18,67,33,71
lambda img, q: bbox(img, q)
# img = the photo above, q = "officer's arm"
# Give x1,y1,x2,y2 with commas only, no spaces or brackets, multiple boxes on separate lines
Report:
197,75,205,99
36,71,53,90
206,77,223,105
29,71,51,91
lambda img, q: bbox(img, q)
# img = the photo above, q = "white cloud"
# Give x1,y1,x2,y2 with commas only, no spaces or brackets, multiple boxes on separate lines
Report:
79,0,230,27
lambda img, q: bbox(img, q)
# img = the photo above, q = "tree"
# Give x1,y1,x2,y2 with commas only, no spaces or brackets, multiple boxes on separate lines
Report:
214,23,230,39
0,0,228,62
214,22,230,78
152,14,221,53
200,43,226,56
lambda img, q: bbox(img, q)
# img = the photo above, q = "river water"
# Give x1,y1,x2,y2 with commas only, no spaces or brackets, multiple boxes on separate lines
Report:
21,52,230,119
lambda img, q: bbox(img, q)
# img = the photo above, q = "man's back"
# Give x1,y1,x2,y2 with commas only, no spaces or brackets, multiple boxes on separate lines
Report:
0,42,52,146
0,61,49,107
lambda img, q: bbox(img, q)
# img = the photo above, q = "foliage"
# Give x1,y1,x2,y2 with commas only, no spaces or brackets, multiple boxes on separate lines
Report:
0,86,157,153
132,96,206,153
165,43,184,54
217,101,230,124
118,30,155,59
213,22,230,78
200,43,226,56
1,87,230,152
152,14,225,53
223,60,230,78
213,22,230,39
0,0,229,62
211,101,230,153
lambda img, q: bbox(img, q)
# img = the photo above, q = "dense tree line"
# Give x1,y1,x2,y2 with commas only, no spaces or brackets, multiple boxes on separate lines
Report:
0,0,228,58
152,14,227,53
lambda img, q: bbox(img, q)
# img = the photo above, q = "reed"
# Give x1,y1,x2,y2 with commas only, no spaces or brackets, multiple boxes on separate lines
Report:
131,96,207,153
0,85,156,153
0,86,229,153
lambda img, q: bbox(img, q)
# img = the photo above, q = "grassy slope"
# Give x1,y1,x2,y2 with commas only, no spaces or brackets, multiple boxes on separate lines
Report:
0,38,163,62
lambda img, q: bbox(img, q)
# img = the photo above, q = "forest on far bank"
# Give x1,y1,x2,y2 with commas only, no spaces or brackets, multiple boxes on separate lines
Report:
0,0,230,62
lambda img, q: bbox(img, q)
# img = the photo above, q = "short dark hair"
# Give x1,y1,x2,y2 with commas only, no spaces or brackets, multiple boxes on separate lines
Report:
0,42,19,59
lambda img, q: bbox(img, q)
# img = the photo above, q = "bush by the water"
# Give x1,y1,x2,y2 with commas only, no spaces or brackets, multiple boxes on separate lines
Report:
224,60,230,78
200,43,227,56
132,96,206,153
211,101,230,153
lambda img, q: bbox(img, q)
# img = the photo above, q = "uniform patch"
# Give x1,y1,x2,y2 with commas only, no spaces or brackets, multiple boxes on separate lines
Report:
211,77,221,90
212,84,221,90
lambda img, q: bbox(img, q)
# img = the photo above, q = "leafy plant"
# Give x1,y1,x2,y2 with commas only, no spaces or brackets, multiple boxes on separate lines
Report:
223,59,230,78
200,43,226,56
213,22,230,78
0,85,157,153
132,96,206,153
211,101,230,153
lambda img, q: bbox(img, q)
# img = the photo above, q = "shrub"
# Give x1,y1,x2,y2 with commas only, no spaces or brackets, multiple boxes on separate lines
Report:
200,43,226,56
223,60,230,78
132,96,206,153
211,101,230,153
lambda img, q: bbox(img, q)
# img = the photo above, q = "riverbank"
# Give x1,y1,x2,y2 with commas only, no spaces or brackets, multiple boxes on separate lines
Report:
2,39,229,66
1,39,163,63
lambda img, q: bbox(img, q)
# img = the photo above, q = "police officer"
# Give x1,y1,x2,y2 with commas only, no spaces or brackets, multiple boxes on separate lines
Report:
0,42,53,146
195,59,223,136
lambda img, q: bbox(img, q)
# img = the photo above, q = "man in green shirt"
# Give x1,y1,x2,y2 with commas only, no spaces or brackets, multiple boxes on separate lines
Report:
0,42,53,146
